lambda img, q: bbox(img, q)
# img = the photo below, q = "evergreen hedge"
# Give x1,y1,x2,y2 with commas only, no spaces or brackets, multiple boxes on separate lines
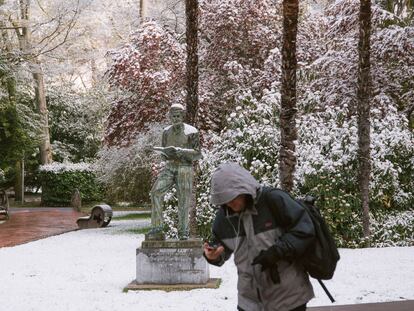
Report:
39,163,103,206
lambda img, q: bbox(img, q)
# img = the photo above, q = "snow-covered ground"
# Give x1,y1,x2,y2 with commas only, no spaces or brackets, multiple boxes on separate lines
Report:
0,216,413,311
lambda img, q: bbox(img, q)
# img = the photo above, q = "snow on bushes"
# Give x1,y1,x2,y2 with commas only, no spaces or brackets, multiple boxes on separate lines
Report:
95,123,165,204
370,211,414,247
38,162,102,206
192,94,414,245
102,0,414,245
198,0,283,131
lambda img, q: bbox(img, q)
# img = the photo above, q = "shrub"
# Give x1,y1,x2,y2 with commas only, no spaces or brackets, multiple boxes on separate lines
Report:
369,210,414,247
104,21,185,146
47,85,110,163
95,123,165,205
38,162,103,206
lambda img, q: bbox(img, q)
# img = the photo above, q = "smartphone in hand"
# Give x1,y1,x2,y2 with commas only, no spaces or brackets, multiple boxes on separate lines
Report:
205,241,220,250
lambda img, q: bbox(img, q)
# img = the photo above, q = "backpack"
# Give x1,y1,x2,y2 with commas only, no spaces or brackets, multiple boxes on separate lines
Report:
264,188,340,302
297,195,340,280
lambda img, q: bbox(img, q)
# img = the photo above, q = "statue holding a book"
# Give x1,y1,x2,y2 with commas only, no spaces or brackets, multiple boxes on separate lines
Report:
148,104,201,240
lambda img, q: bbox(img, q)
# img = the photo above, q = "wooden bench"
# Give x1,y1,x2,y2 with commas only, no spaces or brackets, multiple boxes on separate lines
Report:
77,204,113,229
0,190,9,220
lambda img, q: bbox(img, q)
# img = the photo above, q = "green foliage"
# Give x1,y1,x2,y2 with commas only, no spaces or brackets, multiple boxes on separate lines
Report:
38,166,103,206
95,124,164,205
1,56,43,190
102,167,152,205
112,213,150,220
299,172,364,248
47,85,110,162
126,226,151,235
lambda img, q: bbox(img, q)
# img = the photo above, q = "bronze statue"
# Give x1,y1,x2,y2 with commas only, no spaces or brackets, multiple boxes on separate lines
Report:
148,104,201,240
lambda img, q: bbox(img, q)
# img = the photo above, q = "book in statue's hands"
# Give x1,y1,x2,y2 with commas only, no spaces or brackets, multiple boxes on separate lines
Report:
153,146,177,158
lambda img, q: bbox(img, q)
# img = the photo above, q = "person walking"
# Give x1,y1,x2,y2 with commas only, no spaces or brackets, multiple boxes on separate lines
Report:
204,162,315,311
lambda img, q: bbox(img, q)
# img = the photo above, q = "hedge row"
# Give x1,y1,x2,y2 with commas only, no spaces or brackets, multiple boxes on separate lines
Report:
38,163,103,206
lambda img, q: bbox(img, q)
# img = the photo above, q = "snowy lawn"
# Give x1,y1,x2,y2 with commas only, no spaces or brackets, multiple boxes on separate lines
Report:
0,216,413,311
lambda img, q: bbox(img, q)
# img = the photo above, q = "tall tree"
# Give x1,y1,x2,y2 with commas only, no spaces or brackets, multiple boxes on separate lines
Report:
12,0,53,164
357,0,372,238
1,13,22,200
4,0,82,165
185,0,199,237
279,0,299,192
185,0,199,125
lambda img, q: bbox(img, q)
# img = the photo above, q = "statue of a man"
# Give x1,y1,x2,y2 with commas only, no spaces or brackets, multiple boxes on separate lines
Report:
148,104,201,240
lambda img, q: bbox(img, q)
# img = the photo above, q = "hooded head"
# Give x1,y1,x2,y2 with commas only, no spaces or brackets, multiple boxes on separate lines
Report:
210,162,260,206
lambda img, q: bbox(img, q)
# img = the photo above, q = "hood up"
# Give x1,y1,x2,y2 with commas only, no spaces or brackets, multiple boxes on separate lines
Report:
210,162,260,206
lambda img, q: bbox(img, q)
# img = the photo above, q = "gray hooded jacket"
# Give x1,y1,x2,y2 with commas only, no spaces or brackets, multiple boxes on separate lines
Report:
208,163,315,311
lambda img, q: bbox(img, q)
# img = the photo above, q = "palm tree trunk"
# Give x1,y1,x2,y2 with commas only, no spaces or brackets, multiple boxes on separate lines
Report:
185,0,199,237
185,0,199,126
279,0,299,192
357,0,372,238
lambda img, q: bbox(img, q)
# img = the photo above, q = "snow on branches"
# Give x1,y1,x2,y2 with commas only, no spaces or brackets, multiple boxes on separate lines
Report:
101,0,414,244
104,21,185,146
298,0,414,116
199,0,283,131
104,1,284,144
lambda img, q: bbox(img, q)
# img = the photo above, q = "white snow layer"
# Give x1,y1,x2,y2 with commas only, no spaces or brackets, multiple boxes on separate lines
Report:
0,218,413,311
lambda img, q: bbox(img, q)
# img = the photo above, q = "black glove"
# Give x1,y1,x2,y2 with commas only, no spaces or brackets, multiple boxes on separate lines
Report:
252,245,280,271
252,246,281,284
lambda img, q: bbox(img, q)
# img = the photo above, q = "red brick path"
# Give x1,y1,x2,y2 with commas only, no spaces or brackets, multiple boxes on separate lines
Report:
0,208,85,248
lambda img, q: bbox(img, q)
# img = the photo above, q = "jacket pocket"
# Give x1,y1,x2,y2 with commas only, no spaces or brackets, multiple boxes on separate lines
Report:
237,273,258,302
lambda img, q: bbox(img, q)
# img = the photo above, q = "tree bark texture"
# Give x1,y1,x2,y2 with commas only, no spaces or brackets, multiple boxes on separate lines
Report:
32,63,53,164
185,0,199,237
279,0,299,192
357,0,372,238
185,0,199,126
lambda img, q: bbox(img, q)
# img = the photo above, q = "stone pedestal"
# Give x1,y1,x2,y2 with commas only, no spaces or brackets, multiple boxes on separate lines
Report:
136,239,209,285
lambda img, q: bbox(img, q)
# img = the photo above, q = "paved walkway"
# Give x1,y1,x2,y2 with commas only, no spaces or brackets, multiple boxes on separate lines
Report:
309,300,414,310
0,208,85,248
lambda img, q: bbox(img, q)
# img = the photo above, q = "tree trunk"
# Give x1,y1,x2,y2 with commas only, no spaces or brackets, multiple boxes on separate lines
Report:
357,0,372,238
279,0,299,192
140,0,147,21
185,0,199,126
32,62,53,164
185,0,199,237
16,0,53,164
14,161,22,202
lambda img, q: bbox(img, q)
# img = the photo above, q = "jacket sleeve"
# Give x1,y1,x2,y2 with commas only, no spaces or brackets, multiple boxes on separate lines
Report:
267,189,315,260
203,209,233,267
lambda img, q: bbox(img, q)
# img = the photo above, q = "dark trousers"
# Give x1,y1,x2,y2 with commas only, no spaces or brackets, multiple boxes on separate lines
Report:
237,304,306,311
